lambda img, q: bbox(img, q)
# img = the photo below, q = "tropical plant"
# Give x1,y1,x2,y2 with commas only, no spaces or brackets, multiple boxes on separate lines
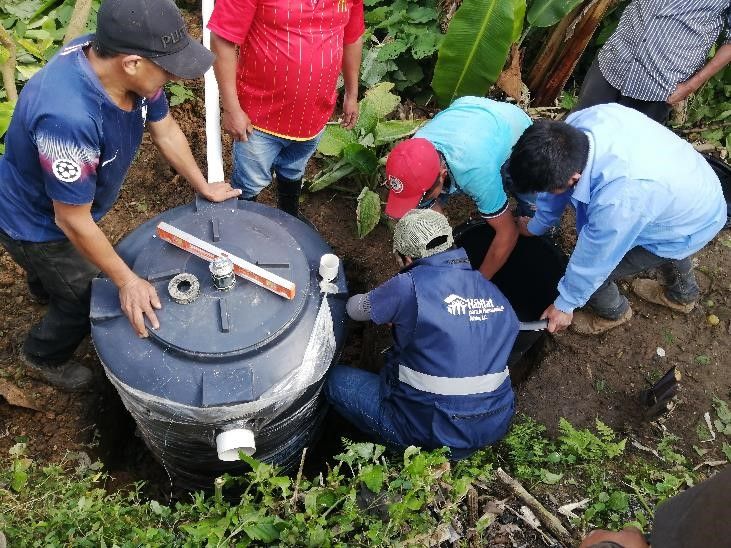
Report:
684,60,731,154
309,82,425,238
431,0,598,106
361,0,443,98
0,0,100,152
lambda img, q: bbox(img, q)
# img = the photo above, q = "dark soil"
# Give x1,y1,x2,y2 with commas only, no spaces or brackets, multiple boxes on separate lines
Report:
2,24,731,513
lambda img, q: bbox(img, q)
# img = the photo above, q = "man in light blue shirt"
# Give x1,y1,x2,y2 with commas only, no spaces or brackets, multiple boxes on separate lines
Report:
506,104,726,334
384,97,533,280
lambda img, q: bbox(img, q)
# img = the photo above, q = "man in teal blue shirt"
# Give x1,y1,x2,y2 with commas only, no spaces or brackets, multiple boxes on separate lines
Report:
507,104,726,334
384,97,532,279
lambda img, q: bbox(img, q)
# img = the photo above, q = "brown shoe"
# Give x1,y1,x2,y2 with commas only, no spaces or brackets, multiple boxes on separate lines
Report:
631,279,695,314
571,307,633,335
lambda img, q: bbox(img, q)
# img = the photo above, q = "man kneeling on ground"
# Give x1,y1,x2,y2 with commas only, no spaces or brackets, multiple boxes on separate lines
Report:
325,209,519,459
507,104,727,335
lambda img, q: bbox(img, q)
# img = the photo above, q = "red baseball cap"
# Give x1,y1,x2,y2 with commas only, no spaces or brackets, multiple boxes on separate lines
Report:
384,138,441,219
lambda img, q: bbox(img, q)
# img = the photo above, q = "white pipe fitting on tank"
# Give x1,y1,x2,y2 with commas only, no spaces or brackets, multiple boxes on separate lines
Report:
216,428,256,461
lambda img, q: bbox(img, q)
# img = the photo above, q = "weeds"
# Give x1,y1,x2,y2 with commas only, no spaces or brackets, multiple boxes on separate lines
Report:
3,410,728,545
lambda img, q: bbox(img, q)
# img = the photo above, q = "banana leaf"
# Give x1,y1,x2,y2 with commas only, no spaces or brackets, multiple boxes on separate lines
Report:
431,0,517,107
527,0,584,28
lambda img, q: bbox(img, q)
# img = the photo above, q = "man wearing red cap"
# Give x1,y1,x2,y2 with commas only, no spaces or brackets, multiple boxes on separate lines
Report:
384,97,532,279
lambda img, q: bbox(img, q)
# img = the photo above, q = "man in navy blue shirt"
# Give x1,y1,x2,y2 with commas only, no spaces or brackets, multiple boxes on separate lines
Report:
0,0,241,390
325,209,519,459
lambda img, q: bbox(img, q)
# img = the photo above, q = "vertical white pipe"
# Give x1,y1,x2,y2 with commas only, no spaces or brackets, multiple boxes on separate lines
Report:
202,0,225,183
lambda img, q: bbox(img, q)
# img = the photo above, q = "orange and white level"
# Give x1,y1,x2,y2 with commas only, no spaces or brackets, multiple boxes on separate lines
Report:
156,222,296,300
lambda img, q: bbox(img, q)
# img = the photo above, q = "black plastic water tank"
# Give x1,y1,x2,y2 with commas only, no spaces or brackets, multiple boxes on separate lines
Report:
453,220,566,380
90,198,348,489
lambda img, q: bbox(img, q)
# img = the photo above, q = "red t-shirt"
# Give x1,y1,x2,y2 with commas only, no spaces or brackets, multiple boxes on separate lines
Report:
208,0,364,140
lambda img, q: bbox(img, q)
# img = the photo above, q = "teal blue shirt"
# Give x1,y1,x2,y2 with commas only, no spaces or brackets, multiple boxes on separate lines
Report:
416,97,532,216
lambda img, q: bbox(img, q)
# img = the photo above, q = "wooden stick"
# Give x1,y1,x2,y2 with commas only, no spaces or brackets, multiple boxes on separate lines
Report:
0,26,17,102
495,467,574,547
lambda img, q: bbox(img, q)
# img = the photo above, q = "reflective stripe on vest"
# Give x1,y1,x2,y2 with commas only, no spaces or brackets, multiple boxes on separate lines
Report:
397,364,509,396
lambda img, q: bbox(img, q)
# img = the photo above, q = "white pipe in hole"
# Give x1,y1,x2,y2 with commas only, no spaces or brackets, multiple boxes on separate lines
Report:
202,0,225,183
216,428,256,461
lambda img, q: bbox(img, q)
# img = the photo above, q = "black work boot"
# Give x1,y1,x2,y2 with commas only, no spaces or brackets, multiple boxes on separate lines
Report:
276,176,303,217
20,353,93,392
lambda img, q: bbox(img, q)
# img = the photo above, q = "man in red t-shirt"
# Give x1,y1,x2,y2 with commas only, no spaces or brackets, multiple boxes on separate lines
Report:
208,0,364,217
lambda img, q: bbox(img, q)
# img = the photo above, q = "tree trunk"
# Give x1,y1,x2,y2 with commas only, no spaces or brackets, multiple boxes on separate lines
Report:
529,0,617,106
0,26,17,102
526,3,584,92
64,0,94,44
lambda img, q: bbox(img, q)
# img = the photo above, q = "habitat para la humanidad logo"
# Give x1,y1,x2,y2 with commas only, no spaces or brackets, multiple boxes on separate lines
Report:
443,294,504,321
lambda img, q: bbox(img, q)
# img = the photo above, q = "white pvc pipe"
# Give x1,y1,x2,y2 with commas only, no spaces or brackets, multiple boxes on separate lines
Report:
202,0,225,183
216,428,256,461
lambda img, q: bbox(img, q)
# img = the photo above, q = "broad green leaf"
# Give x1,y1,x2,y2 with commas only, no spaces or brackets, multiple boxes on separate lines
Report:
24,28,51,40
376,39,408,61
317,124,357,156
394,59,424,89
512,0,527,42
16,64,42,80
539,469,563,485
29,0,62,21
16,38,48,60
2,0,44,20
0,44,9,65
309,161,356,192
431,0,517,107
364,6,389,25
373,119,424,145
243,521,281,542
411,29,442,59
527,0,584,28
407,6,437,24
343,142,378,174
360,47,398,88
360,465,385,493
356,187,381,238
355,82,400,134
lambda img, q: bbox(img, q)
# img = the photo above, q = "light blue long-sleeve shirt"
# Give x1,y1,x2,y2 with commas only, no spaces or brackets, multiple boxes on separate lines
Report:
527,104,727,314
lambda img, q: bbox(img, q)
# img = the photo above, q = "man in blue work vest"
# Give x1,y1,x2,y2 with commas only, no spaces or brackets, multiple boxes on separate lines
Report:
325,209,519,458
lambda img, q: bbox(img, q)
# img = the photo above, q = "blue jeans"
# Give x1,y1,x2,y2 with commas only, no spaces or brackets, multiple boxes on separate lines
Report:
325,366,406,447
232,129,322,199
588,246,699,320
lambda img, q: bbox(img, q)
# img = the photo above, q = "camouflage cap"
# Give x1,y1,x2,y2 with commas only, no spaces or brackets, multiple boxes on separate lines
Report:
393,209,454,259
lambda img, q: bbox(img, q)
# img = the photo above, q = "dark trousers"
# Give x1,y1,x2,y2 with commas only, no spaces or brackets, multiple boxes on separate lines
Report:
574,61,672,124
588,246,699,320
0,229,99,365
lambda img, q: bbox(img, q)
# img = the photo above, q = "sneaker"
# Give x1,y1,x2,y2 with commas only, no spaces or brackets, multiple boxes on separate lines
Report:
20,353,93,392
631,279,695,314
571,307,633,335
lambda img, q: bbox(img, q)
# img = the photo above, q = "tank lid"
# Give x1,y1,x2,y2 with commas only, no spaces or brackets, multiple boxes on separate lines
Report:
110,204,310,358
